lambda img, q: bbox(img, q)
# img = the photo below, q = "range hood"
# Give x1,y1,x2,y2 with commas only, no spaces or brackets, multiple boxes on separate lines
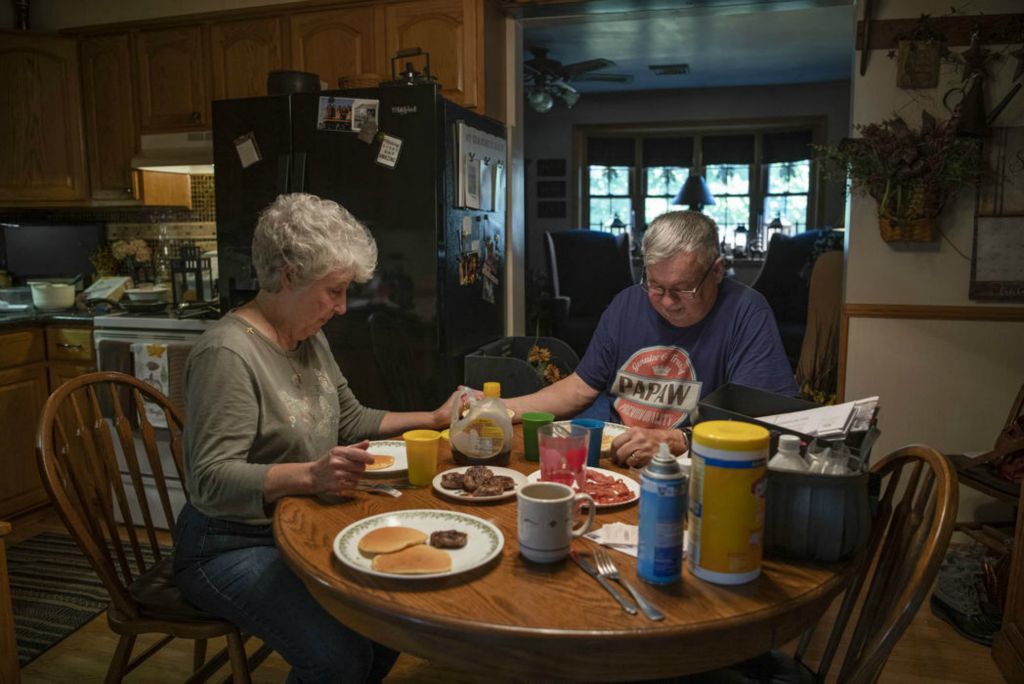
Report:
131,131,215,175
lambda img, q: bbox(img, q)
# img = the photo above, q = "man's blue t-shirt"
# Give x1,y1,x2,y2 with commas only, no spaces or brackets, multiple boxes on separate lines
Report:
574,278,798,429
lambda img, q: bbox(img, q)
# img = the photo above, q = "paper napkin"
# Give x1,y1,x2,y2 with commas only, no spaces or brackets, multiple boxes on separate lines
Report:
584,523,690,560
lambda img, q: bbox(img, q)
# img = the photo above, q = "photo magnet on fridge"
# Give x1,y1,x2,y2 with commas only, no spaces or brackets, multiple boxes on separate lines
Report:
317,97,379,133
376,134,403,168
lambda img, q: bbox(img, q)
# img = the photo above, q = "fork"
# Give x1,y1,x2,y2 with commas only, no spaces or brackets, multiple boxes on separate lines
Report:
355,482,404,497
592,548,665,621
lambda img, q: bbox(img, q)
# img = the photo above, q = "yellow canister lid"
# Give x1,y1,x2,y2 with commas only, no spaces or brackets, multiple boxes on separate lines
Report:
483,382,501,398
692,420,770,451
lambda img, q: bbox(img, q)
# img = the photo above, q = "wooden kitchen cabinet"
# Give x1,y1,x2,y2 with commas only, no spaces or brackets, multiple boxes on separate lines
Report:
80,33,139,201
0,328,49,519
45,324,96,395
384,0,478,108
135,25,210,132
0,31,88,204
289,6,384,90
210,15,287,100
994,487,1024,681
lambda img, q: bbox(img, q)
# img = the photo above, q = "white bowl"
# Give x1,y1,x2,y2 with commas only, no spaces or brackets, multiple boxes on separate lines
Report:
125,287,170,303
29,282,75,311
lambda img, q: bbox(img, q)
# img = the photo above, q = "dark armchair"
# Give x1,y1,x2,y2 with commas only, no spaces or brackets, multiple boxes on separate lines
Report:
545,230,635,357
752,228,844,370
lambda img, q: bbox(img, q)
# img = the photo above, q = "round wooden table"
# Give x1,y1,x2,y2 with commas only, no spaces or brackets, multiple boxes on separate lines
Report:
274,428,855,681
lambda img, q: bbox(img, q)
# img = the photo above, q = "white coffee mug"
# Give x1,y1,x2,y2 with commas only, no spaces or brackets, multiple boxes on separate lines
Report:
517,481,596,563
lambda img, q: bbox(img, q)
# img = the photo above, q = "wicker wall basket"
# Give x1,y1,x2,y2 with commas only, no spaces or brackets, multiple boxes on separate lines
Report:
878,216,938,243
338,73,383,89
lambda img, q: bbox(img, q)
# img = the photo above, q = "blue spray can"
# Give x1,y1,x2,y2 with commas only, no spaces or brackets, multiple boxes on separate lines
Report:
637,442,687,584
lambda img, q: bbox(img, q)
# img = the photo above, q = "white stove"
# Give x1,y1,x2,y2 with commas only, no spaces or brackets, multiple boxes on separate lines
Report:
93,312,216,529
93,311,217,333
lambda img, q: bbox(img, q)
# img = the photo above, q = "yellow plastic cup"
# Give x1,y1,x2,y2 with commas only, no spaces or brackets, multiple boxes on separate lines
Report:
403,429,442,486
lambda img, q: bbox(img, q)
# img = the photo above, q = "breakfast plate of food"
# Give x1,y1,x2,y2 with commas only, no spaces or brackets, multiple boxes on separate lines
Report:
333,509,504,579
527,467,639,508
361,440,408,475
432,465,527,502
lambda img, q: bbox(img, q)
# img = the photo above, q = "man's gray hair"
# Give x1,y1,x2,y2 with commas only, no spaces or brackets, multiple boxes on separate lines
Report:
642,210,720,269
252,193,377,292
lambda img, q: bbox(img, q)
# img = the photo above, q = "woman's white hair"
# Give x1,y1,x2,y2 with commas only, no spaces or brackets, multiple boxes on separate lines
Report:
252,193,377,292
642,210,720,269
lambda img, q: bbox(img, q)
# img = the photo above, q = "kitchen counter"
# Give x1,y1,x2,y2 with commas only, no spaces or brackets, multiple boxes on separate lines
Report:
0,309,98,328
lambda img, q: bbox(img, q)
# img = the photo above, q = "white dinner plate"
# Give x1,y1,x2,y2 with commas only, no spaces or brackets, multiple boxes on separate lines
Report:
554,421,629,456
526,467,640,508
362,440,408,476
333,509,504,580
432,466,527,503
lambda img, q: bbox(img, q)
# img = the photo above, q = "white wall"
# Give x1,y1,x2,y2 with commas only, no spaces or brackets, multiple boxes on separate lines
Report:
523,80,851,277
845,0,1024,521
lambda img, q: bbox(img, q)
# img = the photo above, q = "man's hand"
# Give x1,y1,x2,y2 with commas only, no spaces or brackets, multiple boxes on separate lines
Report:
309,440,374,495
609,428,688,469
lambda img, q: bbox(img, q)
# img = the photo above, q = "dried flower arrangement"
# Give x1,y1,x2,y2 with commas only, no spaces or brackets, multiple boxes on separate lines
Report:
816,111,984,241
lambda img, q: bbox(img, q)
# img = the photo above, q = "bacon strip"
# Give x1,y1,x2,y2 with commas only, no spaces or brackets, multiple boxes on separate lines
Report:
579,471,635,504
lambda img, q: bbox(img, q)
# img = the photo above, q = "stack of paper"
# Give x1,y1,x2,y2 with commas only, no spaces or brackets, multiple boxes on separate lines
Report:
758,396,879,440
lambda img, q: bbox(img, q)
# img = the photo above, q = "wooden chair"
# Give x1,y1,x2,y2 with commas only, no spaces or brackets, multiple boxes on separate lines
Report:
693,444,958,683
1,520,18,684
35,371,270,683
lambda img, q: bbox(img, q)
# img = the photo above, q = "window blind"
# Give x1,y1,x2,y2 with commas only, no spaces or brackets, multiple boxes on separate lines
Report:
763,130,814,163
587,137,634,166
702,134,755,165
642,137,693,167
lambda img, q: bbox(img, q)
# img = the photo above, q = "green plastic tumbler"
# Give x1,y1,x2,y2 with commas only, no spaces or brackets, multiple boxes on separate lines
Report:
521,411,556,462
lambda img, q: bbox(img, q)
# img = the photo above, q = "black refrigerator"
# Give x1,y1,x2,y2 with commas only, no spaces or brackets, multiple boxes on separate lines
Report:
213,83,507,411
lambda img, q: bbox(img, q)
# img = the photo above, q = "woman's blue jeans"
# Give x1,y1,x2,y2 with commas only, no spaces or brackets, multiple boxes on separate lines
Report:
173,502,398,683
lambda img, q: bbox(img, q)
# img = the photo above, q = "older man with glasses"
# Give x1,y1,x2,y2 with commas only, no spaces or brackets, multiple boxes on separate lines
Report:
507,210,796,467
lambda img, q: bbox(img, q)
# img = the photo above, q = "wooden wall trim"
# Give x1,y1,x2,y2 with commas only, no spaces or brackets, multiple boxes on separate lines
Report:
838,303,1024,399
844,303,1024,322
856,13,1024,51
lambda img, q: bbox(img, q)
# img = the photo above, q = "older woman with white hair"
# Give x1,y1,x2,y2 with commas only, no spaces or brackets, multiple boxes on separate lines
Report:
173,193,450,682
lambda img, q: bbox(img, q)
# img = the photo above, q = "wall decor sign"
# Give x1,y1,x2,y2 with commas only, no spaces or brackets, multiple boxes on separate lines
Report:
538,201,567,218
971,126,1024,301
537,158,567,177
536,180,566,198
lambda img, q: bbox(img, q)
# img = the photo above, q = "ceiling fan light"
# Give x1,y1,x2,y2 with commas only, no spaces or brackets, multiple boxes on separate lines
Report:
560,90,580,108
528,88,554,113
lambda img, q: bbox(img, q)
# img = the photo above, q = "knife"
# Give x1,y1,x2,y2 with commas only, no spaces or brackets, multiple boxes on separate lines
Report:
569,551,638,615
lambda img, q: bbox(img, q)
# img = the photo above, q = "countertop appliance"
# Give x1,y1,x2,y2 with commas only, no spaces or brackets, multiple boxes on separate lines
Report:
213,83,506,410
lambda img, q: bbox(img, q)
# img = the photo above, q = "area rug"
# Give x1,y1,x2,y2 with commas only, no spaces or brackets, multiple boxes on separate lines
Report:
7,532,167,666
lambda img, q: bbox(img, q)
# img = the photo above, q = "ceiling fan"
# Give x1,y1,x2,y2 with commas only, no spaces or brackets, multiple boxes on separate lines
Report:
524,47,633,112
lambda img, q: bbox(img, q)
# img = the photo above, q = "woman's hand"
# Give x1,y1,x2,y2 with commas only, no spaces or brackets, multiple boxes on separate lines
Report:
309,440,374,495
430,389,466,429
609,428,688,469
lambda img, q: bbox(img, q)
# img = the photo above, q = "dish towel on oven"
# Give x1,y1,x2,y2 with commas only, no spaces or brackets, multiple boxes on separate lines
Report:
133,343,170,428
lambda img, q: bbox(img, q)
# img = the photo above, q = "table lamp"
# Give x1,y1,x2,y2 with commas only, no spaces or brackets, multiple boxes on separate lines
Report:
672,175,716,212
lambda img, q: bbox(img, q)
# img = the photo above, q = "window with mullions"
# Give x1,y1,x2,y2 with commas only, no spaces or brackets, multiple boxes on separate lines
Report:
644,166,688,223
704,163,750,247
588,165,631,232
764,160,810,232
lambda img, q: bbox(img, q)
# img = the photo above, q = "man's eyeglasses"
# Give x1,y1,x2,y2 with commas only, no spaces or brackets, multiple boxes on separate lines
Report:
641,257,720,300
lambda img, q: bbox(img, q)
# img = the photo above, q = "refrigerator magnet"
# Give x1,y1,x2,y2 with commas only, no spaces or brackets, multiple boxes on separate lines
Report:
233,132,262,169
376,134,403,168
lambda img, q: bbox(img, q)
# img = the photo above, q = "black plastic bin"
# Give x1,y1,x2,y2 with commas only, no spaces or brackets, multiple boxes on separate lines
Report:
463,336,579,396
696,383,880,562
